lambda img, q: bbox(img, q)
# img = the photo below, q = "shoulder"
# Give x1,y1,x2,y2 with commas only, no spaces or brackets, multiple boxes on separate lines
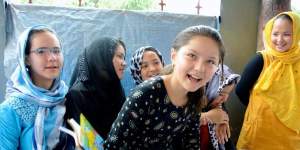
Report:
66,82,89,100
127,76,166,105
0,97,38,124
129,77,165,97
0,98,22,132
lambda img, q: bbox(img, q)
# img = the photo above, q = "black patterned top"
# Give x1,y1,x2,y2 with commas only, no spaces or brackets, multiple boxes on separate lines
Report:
104,76,200,150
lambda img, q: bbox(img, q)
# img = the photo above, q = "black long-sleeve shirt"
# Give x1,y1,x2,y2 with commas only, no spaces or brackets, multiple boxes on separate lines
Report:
235,53,264,106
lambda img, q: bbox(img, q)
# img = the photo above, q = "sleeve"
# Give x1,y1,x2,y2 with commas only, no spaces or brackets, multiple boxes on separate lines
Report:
181,114,200,149
217,64,241,93
104,88,147,149
0,104,21,149
64,89,83,123
235,53,264,106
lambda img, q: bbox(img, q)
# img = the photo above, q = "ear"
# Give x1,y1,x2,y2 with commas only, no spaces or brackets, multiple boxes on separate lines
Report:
170,48,177,65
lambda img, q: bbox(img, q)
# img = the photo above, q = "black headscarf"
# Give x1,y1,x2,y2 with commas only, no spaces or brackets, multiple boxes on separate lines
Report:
65,37,126,139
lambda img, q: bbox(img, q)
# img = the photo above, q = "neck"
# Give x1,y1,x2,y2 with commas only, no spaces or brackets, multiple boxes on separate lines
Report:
32,77,54,90
163,74,188,107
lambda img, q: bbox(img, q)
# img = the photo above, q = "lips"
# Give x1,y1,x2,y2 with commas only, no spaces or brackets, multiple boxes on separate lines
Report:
149,73,159,78
187,74,202,83
45,66,58,69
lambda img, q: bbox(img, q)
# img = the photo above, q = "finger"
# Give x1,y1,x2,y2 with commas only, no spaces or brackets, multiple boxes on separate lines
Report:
227,123,231,138
218,125,226,144
221,126,227,143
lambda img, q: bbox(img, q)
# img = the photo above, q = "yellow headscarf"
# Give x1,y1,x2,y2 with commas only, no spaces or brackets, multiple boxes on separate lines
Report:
254,11,300,133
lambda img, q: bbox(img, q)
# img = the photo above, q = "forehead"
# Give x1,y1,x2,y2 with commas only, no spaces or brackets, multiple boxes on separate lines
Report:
143,51,160,59
186,36,219,54
272,18,293,31
115,44,125,54
30,31,60,47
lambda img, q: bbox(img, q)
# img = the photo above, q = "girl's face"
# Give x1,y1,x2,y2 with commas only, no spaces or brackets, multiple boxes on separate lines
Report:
171,36,219,93
26,31,63,89
113,45,126,79
271,18,293,52
140,51,164,81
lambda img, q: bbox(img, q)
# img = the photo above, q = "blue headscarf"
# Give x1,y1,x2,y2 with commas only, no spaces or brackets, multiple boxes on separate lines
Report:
5,25,68,150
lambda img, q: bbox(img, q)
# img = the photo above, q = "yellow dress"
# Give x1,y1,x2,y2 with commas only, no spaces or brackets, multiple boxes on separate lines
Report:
237,11,300,150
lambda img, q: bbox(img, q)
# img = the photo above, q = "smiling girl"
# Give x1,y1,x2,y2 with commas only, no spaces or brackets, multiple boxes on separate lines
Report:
236,11,300,149
104,25,225,149
0,25,68,149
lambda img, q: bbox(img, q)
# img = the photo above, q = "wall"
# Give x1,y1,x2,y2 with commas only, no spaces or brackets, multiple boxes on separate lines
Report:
0,0,6,101
220,0,261,144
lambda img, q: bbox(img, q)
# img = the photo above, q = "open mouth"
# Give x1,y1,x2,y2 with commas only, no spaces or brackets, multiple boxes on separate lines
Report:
187,74,202,83
149,73,159,78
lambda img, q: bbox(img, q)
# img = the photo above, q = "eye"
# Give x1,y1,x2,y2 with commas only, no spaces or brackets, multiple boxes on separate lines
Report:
141,63,148,69
52,47,61,54
186,53,196,59
153,60,161,65
35,48,46,54
207,59,217,65
284,33,292,36
117,54,125,60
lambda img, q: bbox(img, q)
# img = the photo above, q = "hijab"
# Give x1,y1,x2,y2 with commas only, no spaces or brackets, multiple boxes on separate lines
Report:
130,46,165,85
5,25,68,149
68,37,126,138
254,11,300,133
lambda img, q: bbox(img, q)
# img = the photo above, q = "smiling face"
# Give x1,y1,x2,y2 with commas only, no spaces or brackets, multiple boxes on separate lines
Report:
113,44,127,79
26,31,63,89
271,17,293,52
140,50,164,81
171,35,219,93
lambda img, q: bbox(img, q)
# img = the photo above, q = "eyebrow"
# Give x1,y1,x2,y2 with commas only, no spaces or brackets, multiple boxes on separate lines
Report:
188,49,218,60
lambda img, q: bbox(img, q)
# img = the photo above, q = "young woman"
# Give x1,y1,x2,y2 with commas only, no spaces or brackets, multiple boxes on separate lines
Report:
104,25,225,149
65,37,127,149
130,46,164,85
0,25,68,149
200,64,240,150
236,11,300,149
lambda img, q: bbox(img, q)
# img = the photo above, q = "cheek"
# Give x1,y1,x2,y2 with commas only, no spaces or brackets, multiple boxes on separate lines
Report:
140,69,147,79
205,67,218,80
59,57,64,67
286,37,293,45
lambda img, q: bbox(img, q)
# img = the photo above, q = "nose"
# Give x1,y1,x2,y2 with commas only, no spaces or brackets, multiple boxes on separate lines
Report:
194,59,205,73
47,51,58,61
122,60,127,67
277,35,284,43
149,64,157,72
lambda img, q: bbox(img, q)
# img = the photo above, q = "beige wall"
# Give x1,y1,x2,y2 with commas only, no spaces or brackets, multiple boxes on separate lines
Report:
220,0,260,144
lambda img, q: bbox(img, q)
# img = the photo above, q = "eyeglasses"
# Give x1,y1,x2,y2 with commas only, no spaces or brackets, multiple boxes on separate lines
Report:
30,47,61,56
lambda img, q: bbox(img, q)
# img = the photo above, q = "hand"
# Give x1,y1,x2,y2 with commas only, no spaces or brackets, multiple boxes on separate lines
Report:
205,108,229,124
67,119,83,149
216,122,231,144
200,112,209,125
210,83,235,108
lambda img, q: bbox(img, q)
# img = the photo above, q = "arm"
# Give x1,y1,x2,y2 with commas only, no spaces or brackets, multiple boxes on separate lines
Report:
104,90,146,149
235,53,263,106
0,104,21,149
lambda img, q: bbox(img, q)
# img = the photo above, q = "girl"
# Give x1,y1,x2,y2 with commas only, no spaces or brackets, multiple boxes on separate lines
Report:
104,25,225,149
130,46,164,85
65,37,127,149
200,64,240,150
236,11,300,149
0,25,68,149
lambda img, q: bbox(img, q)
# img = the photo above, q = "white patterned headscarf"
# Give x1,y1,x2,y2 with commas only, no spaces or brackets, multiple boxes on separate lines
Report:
5,25,68,150
130,46,165,85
